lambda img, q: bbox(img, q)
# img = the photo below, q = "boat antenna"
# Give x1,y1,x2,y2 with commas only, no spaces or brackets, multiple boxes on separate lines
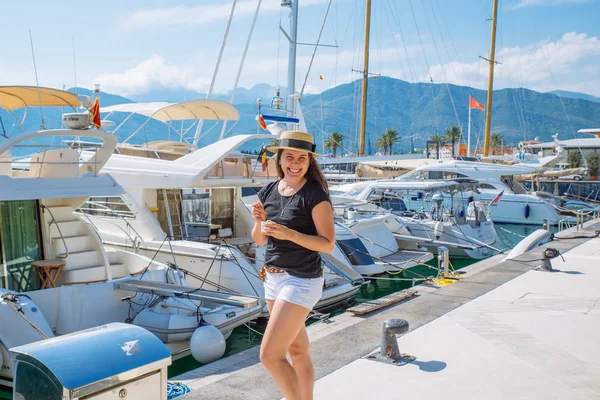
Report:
482,0,499,157
72,38,78,95
29,29,46,130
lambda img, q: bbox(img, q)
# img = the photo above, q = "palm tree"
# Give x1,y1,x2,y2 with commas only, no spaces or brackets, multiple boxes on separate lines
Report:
429,134,447,146
429,134,447,159
489,132,504,155
324,131,344,157
375,135,388,155
444,125,462,156
383,129,401,155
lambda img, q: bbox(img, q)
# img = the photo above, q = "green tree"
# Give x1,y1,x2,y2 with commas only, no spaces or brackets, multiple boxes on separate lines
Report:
429,135,447,159
586,152,599,177
375,135,388,155
444,125,462,156
567,151,582,168
429,134,447,146
324,131,344,158
489,132,504,155
383,129,401,155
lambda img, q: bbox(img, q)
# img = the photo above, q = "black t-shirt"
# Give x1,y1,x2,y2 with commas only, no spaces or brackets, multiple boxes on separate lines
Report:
257,180,331,278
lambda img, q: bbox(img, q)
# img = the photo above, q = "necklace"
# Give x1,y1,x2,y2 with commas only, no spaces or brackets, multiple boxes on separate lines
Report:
280,192,297,217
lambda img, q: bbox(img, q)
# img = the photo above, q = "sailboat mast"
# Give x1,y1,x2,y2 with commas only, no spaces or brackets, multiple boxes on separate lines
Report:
482,0,499,157
287,0,299,119
358,0,372,156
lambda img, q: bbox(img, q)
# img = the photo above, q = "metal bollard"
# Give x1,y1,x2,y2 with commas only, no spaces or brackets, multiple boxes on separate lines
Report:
437,246,449,278
364,319,416,366
540,248,560,271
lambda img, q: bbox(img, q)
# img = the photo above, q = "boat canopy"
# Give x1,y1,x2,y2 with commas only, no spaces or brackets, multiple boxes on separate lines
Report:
101,99,240,121
92,133,276,189
0,86,80,110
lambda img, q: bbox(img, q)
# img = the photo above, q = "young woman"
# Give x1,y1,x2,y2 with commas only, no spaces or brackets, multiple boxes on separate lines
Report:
251,130,335,400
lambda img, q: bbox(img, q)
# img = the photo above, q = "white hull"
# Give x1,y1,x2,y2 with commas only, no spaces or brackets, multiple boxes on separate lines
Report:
402,219,499,259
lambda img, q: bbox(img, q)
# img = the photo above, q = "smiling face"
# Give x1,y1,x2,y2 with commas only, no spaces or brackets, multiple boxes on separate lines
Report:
278,149,311,182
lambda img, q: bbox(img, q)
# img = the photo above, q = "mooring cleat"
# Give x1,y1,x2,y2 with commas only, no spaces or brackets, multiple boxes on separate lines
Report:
364,319,416,366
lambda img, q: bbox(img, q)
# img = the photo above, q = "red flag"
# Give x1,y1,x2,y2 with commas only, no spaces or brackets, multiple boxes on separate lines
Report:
469,96,484,111
89,98,101,129
319,74,323,81
258,114,267,130
490,190,504,205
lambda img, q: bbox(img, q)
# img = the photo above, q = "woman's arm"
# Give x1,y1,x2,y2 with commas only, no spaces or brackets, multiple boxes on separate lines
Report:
251,201,268,246
262,201,335,253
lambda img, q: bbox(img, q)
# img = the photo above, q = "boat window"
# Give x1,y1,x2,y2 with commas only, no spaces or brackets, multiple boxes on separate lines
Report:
241,187,260,197
441,171,467,179
210,188,235,233
337,238,375,266
82,196,136,219
428,171,443,180
0,200,42,291
182,191,210,225
370,197,407,213
182,190,210,240
479,183,496,190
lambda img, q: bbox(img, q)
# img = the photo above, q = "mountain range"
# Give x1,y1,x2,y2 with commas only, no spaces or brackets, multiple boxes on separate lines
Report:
2,77,599,156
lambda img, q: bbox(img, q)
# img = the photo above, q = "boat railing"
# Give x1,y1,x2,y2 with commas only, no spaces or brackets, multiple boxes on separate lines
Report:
78,200,143,249
204,156,278,179
558,219,576,232
41,205,69,259
0,129,118,178
575,208,600,230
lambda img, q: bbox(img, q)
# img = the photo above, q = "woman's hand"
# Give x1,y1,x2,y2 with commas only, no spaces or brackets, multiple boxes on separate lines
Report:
251,201,267,223
262,221,295,241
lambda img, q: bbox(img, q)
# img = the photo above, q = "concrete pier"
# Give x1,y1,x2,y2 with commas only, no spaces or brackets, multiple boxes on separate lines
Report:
177,222,600,399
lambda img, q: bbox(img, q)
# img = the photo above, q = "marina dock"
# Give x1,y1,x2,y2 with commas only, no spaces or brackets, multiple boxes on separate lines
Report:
176,221,600,399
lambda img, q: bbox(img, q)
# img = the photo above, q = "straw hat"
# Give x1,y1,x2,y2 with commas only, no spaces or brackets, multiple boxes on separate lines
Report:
266,131,321,157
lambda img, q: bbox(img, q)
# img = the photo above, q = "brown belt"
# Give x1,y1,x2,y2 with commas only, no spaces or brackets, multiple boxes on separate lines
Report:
258,265,286,282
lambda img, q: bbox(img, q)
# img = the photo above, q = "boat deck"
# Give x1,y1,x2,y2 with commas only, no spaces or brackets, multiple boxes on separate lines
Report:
177,221,600,400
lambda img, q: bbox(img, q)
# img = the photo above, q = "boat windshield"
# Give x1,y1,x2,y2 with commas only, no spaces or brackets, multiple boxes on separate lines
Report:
336,238,375,266
501,176,527,194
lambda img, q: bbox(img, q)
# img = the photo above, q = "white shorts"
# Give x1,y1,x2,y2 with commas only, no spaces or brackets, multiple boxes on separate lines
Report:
264,271,324,310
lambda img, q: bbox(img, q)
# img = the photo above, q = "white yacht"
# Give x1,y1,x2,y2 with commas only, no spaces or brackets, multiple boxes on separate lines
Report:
391,159,576,225
79,103,365,316
0,89,262,388
331,180,500,259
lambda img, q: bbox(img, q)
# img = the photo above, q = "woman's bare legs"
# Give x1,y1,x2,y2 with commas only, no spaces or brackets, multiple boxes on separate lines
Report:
288,324,314,400
261,299,312,400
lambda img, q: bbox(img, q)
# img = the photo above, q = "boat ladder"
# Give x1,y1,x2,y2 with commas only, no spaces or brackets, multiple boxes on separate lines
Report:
161,189,188,240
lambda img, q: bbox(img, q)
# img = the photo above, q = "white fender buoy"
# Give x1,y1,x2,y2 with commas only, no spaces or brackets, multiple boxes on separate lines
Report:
190,323,226,364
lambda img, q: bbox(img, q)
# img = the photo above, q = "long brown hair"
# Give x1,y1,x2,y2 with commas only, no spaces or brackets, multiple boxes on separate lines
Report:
276,150,329,196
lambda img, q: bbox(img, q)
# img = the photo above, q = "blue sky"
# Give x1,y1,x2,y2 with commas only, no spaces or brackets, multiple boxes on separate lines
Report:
1,0,599,98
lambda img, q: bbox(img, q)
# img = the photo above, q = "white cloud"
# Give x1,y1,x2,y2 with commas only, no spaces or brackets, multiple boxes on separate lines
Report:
116,0,331,31
90,31,600,99
427,32,600,96
93,55,210,96
511,0,591,10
